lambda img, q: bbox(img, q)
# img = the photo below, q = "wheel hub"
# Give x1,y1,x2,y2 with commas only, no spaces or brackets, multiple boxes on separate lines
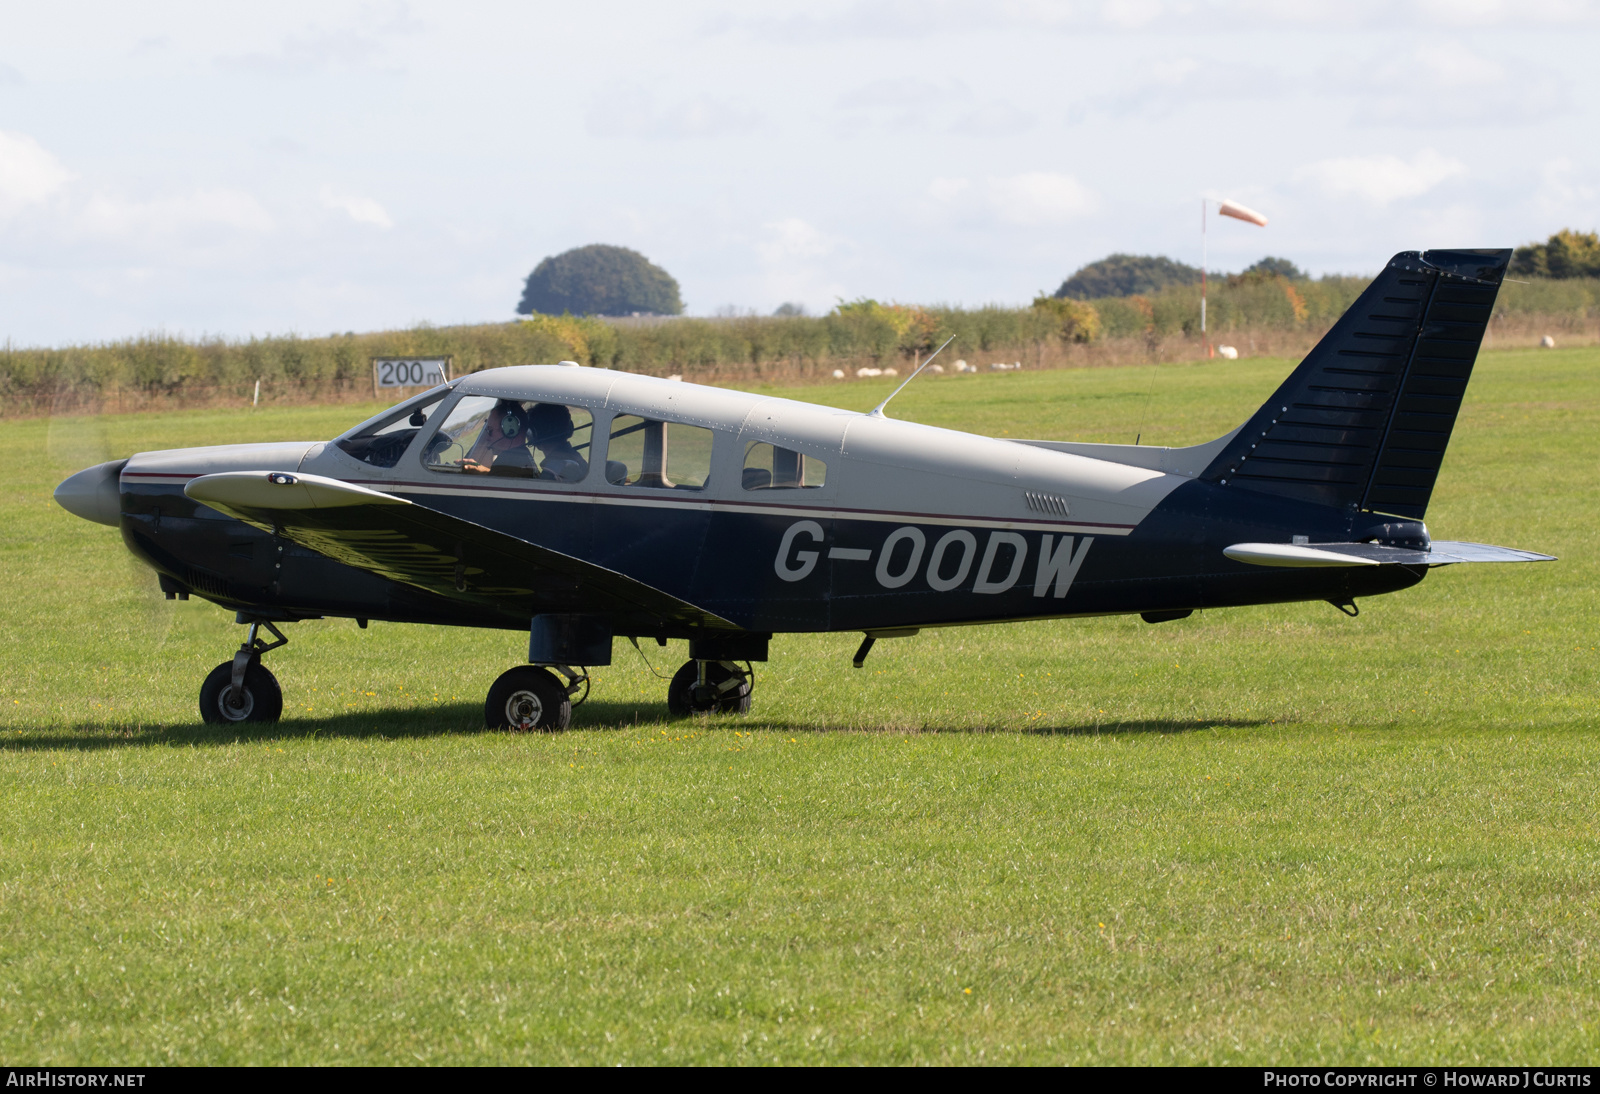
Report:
687,682,720,711
216,686,254,722
506,689,543,730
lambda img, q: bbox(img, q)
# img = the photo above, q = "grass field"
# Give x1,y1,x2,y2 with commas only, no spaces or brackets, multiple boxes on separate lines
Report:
1,350,1596,1064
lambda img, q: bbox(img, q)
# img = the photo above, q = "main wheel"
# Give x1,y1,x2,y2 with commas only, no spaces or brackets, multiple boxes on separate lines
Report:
485,666,572,732
667,660,751,717
199,659,284,725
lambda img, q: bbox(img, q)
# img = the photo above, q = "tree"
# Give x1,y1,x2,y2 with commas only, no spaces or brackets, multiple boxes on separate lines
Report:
1031,295,1100,343
1054,254,1201,300
517,244,684,317
1241,256,1307,280
1512,229,1600,279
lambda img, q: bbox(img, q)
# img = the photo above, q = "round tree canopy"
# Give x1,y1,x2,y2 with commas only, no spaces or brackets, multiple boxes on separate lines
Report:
517,244,684,317
1053,254,1201,300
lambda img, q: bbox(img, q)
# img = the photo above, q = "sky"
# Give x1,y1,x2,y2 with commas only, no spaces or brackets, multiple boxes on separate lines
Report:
1,0,1597,346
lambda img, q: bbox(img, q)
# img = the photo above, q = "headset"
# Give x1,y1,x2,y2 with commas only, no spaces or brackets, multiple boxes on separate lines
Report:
496,402,524,439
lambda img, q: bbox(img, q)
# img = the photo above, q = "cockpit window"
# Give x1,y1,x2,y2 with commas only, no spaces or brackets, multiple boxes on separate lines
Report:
742,442,826,489
334,389,449,468
424,395,594,482
604,415,713,490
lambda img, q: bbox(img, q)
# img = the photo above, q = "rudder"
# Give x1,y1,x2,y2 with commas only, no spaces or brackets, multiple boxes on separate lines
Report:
1200,248,1511,519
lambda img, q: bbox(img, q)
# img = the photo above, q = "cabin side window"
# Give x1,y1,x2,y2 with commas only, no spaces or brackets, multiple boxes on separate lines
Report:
604,415,713,490
742,441,826,489
334,391,448,469
424,395,594,481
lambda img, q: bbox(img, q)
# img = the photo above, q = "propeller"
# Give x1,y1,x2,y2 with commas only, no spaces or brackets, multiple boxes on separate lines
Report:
48,399,175,650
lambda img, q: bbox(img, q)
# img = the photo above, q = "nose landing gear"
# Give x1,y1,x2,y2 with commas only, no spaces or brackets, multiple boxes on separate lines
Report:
199,617,287,725
667,660,752,717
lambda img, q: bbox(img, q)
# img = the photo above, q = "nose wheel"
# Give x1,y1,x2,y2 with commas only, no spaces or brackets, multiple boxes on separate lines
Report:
667,660,752,717
199,618,287,725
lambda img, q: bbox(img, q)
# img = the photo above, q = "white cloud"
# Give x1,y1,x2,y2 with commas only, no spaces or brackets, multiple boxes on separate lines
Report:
221,8,424,75
927,171,1098,226
991,173,1099,224
719,0,1600,41
1531,157,1598,219
948,101,1036,136
833,76,1034,136
1295,150,1466,206
586,86,762,139
751,217,852,313
321,187,393,229
75,188,275,240
1099,0,1164,30
1334,40,1571,127
0,131,74,213
757,217,836,264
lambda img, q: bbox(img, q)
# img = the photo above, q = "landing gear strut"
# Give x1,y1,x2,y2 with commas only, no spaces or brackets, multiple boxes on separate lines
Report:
485,665,588,732
199,617,286,725
667,660,752,717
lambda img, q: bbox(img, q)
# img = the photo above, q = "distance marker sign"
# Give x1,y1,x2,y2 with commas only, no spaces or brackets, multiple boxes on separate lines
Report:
372,357,451,394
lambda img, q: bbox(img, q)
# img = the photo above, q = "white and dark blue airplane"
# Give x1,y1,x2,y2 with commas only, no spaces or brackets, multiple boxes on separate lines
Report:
54,248,1552,730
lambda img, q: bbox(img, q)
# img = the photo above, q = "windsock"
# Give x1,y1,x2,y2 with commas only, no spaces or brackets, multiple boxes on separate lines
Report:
1217,199,1268,227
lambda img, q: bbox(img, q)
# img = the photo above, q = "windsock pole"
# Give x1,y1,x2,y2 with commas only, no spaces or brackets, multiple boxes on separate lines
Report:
1201,197,1268,362
1201,198,1210,359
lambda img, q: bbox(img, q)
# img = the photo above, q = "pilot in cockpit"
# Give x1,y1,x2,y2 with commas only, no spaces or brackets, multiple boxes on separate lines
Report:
525,402,589,482
460,401,535,475
459,400,588,481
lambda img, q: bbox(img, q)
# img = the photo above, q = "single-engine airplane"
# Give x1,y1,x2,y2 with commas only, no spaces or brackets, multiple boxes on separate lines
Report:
55,248,1553,730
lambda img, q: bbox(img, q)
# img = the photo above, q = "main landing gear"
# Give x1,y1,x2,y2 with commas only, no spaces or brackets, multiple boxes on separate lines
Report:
666,660,752,717
199,617,287,725
485,665,589,732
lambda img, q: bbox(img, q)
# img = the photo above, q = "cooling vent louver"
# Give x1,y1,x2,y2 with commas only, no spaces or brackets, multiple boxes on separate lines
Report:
1025,491,1070,517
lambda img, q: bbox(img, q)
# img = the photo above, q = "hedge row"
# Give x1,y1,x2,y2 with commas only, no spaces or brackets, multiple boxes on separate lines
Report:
5,275,1596,409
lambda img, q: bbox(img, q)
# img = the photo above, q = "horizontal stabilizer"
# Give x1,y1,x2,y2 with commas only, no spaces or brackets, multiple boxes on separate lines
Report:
185,470,736,632
1224,542,1379,568
1226,540,1555,569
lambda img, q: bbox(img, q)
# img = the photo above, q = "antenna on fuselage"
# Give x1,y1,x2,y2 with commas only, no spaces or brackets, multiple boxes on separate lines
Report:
867,334,957,419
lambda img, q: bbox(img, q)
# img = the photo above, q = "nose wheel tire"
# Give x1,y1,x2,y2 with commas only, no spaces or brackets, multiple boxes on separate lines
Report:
667,660,752,717
485,666,572,732
199,660,283,725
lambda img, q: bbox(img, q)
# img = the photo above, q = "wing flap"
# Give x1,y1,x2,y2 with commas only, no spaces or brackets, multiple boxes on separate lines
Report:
185,471,736,631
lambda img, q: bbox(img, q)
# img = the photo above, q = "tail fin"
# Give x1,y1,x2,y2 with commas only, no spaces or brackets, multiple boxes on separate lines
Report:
1200,248,1511,519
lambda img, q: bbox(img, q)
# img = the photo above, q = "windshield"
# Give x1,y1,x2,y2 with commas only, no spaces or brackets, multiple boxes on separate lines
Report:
334,384,453,469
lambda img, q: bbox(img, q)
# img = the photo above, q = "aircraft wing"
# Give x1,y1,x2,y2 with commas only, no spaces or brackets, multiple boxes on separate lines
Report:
1224,541,1556,568
184,470,736,630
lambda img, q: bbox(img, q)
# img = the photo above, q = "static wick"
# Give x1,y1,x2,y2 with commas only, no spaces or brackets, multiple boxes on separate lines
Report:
868,334,958,419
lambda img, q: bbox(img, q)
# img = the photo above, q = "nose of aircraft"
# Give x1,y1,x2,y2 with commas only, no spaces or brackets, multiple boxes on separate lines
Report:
54,458,128,527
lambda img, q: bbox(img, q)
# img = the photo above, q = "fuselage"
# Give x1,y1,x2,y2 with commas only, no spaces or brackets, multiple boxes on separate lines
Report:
101,366,1427,636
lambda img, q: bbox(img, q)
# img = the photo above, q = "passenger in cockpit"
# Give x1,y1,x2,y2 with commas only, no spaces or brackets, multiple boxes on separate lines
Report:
461,401,535,475
526,403,589,482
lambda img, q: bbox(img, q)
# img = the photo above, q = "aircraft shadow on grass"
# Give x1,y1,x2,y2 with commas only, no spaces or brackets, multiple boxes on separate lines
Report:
2,706,1271,751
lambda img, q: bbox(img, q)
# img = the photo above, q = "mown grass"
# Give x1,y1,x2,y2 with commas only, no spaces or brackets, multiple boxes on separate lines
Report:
0,350,1596,1064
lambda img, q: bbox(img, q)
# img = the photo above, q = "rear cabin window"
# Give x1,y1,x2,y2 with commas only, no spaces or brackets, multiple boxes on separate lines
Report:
335,391,448,468
424,396,594,482
605,416,713,490
742,442,826,489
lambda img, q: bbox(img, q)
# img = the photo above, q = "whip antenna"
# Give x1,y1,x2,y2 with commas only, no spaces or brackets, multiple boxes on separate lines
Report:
867,334,957,419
